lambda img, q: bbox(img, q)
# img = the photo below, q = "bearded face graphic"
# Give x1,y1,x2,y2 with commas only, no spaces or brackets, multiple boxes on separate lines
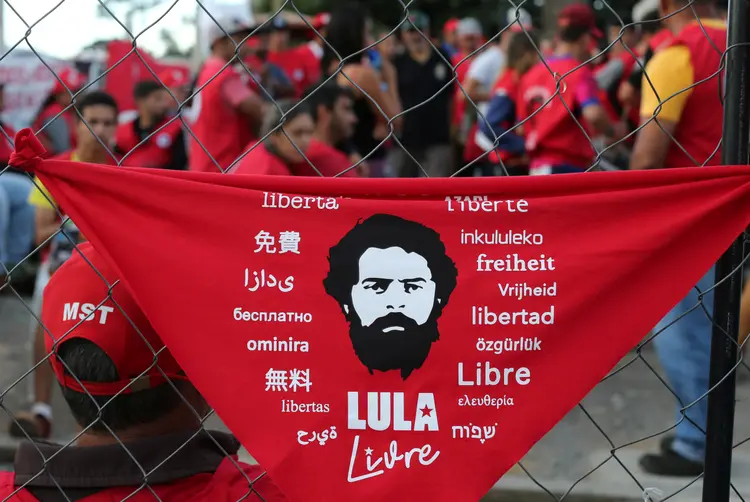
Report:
323,214,457,379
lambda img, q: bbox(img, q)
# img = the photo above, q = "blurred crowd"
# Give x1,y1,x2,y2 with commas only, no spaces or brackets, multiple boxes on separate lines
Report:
0,0,736,498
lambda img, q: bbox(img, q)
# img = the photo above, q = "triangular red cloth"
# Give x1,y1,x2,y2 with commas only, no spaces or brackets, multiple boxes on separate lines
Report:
14,128,750,502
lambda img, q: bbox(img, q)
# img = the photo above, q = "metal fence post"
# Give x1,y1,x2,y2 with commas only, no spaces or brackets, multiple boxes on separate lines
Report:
702,1,750,501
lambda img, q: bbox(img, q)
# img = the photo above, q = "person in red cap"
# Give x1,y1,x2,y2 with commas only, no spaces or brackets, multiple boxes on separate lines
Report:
31,67,85,156
10,91,120,441
0,242,288,501
517,3,622,175
291,82,359,177
115,80,187,170
158,68,192,107
229,100,314,176
266,16,320,98
188,16,265,173
441,18,459,58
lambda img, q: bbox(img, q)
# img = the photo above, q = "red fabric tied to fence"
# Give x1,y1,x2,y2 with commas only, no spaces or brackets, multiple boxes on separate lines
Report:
12,129,750,502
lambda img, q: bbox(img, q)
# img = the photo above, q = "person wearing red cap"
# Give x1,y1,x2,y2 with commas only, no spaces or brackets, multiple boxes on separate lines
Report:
229,100,314,176
10,91,119,441
276,12,329,100
115,80,187,170
157,68,192,107
630,0,725,477
290,82,360,177
517,3,621,175
31,67,85,157
441,18,459,58
0,242,288,501
266,16,321,98
188,16,265,173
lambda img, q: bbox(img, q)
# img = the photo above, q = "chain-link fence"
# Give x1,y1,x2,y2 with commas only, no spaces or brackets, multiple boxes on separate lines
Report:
0,0,747,500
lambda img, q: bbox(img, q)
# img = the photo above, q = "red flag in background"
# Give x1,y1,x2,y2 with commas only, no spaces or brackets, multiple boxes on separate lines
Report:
10,129,750,502
104,40,190,116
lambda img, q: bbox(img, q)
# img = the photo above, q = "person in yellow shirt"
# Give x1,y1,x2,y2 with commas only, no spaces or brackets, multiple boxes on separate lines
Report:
630,2,724,171
630,0,725,478
11,91,118,440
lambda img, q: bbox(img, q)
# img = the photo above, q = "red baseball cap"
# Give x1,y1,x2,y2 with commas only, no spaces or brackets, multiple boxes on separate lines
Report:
43,242,186,396
312,12,330,30
51,67,85,95
444,18,459,34
557,3,603,39
157,68,191,89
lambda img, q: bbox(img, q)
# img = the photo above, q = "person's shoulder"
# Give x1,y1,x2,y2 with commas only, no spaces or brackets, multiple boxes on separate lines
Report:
307,138,348,161
493,70,517,93
477,46,502,64
646,45,691,74
342,63,379,88
295,140,354,177
392,51,410,66
518,62,545,83
116,119,134,135
200,56,226,74
468,47,500,74
229,142,264,175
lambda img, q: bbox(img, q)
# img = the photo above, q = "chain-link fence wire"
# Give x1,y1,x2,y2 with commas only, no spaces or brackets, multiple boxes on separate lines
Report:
0,0,746,500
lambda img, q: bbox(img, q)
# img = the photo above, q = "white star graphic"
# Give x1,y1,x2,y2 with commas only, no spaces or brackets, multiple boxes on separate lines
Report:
364,447,373,455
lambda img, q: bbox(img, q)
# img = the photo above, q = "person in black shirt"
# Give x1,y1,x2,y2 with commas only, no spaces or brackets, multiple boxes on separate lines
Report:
115,80,188,170
390,11,454,177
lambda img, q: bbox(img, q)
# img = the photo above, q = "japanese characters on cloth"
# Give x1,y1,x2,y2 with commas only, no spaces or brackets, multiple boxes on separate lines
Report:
11,128,750,502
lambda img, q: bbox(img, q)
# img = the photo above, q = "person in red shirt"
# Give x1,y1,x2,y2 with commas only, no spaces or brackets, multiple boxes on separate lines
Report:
441,18,459,58
266,17,320,98
292,82,359,177
475,30,540,176
188,16,265,173
31,67,85,156
230,100,314,176
10,91,120,441
517,3,622,175
116,80,187,169
0,242,287,502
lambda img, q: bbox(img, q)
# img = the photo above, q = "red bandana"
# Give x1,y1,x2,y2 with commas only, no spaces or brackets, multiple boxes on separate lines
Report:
11,129,750,502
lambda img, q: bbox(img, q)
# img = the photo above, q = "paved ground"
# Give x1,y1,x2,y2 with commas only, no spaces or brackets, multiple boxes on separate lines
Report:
2,293,750,501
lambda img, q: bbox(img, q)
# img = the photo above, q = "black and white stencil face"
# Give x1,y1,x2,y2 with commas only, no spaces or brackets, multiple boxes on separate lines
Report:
324,214,458,380
348,247,438,330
